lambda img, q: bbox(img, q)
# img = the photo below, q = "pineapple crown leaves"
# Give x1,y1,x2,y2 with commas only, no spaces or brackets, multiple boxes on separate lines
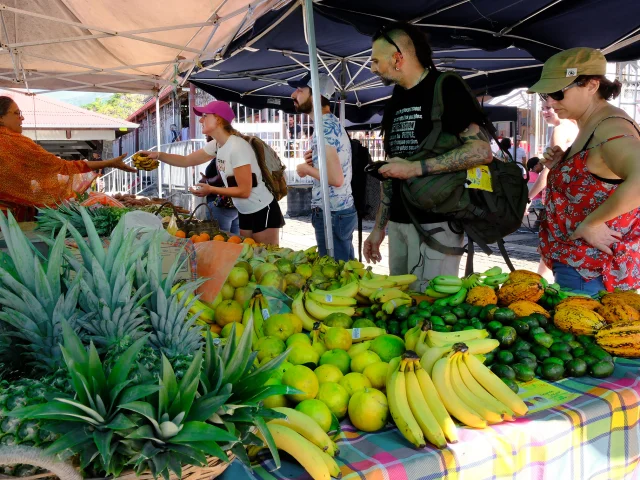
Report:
120,352,237,479
148,274,205,359
9,320,160,475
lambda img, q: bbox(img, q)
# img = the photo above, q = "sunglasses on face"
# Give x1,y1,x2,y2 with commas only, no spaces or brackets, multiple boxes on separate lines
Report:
538,81,584,102
374,27,402,55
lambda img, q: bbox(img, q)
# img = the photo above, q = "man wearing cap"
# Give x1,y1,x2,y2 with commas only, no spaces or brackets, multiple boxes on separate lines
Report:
527,47,640,293
289,73,356,261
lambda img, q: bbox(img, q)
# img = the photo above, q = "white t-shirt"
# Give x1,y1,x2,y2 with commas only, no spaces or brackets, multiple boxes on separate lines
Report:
203,136,273,214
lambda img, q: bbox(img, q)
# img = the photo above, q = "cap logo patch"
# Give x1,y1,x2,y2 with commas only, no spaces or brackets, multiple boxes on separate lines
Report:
566,68,578,77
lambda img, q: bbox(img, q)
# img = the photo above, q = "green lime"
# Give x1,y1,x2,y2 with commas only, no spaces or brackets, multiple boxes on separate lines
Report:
471,321,484,330
479,304,497,320
467,305,483,318
512,338,532,352
541,363,565,381
418,300,431,310
407,314,424,328
486,320,503,334
493,308,517,324
555,351,573,364
495,326,517,347
512,320,530,336
518,357,538,370
579,354,598,367
585,345,613,363
549,342,572,355
529,327,546,338
530,345,550,361
521,316,540,330
529,313,549,328
512,363,535,382
533,333,554,349
483,351,495,365
543,357,564,366
432,324,449,332
441,313,458,325
514,350,536,362
590,360,615,378
491,363,516,380
451,307,467,319
565,358,588,377
501,377,519,394
496,350,515,365
432,306,451,316
352,318,377,329
429,316,445,326
571,347,586,358
394,304,411,320
577,334,595,346
560,332,576,343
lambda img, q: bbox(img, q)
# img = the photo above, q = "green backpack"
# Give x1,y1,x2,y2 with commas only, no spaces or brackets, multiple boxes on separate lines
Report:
400,72,529,274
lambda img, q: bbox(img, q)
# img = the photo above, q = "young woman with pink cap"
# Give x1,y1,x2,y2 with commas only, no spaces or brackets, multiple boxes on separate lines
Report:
140,100,284,245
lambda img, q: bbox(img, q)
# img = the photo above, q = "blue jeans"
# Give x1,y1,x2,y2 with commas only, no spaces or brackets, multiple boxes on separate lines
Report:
311,205,357,261
552,262,605,296
207,203,240,235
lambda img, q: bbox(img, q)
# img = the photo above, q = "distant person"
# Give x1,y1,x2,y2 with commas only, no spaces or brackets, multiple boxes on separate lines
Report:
526,157,544,210
170,124,181,143
497,137,512,160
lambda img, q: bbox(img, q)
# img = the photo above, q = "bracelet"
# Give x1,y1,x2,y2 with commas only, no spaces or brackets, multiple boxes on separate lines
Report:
421,159,429,176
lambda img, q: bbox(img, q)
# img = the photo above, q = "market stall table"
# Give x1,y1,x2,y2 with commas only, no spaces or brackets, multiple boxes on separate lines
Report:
221,359,640,479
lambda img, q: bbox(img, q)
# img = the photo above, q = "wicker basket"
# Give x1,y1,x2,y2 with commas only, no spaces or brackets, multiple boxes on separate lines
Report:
0,445,234,480
154,202,221,238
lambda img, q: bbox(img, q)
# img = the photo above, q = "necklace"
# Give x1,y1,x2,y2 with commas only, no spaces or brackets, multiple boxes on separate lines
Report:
405,69,429,90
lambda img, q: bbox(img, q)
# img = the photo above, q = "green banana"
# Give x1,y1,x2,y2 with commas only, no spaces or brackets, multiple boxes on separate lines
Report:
482,266,503,276
482,273,509,287
431,275,463,287
425,287,450,299
431,283,463,295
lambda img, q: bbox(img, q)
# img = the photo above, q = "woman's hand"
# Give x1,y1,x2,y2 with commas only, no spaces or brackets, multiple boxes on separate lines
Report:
570,222,622,255
107,154,138,173
541,145,565,169
297,163,312,178
189,183,213,197
304,149,313,165
137,150,160,160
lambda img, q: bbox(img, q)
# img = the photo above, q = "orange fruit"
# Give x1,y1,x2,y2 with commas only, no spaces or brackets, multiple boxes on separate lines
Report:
243,237,256,245
214,299,244,326
213,234,226,242
190,234,201,243
209,324,222,334
200,232,211,241
228,236,242,244
175,230,186,238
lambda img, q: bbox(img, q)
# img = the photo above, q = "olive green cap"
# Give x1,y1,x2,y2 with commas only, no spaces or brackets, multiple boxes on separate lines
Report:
528,47,607,94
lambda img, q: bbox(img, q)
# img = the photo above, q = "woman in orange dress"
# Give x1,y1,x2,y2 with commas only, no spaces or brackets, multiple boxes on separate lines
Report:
0,96,136,221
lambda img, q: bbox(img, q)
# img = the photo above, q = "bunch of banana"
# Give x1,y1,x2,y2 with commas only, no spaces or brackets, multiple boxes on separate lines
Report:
369,287,416,315
387,352,457,449
479,266,509,287
304,293,356,320
431,344,528,429
242,291,269,346
411,323,492,357
132,152,159,171
172,283,218,324
419,337,499,375
425,275,466,305
256,422,341,480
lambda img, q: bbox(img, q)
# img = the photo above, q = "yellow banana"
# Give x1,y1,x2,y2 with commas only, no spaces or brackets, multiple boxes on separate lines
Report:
419,345,450,375
304,296,355,320
357,284,383,298
311,281,359,298
253,295,265,338
292,290,317,332
371,288,411,303
382,297,413,315
263,424,330,480
386,274,418,286
431,356,487,429
347,340,371,359
347,326,386,343
404,362,447,448
413,363,458,443
318,449,341,478
307,290,357,306
450,354,503,424
269,407,337,456
359,277,397,290
387,361,426,448
354,293,372,305
404,325,421,352
457,353,515,421
344,259,365,270
463,352,528,417
425,329,489,348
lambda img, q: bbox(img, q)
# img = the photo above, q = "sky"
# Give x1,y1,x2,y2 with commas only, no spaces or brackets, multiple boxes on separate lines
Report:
40,91,112,106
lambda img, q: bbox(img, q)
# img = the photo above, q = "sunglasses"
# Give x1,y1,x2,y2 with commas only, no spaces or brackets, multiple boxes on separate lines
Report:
373,26,402,55
538,81,584,102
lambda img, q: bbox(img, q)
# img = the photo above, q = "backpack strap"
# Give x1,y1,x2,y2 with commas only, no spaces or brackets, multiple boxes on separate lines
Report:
357,214,363,263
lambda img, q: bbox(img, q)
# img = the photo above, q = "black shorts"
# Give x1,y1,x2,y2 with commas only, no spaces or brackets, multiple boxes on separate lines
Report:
238,197,285,234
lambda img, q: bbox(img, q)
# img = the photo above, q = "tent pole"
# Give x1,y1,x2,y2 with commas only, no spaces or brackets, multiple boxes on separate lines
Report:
156,93,163,199
303,0,334,258
339,59,346,126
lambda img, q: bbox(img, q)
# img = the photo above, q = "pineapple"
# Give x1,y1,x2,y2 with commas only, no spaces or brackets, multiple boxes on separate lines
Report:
36,203,129,238
61,208,150,353
0,212,86,374
9,321,155,478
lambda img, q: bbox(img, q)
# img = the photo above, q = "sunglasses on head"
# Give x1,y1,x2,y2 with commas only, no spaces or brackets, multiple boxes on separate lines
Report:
538,80,584,102
373,26,402,55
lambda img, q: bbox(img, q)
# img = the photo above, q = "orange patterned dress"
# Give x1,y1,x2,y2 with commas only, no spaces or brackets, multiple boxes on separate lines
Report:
0,127,98,221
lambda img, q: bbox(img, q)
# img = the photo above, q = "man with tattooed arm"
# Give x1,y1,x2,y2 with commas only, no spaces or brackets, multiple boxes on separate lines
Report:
363,23,493,290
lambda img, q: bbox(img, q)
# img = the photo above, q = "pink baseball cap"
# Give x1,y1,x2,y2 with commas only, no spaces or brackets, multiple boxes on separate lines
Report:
193,100,236,122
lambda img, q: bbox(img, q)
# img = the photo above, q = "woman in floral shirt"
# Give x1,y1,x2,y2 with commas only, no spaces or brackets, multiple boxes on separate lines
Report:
528,48,640,294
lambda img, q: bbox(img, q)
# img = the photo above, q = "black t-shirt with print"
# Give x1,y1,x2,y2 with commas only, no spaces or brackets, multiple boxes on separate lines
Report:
382,71,484,224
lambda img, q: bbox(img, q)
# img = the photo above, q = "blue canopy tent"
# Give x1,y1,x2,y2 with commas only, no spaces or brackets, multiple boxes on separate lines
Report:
188,0,640,256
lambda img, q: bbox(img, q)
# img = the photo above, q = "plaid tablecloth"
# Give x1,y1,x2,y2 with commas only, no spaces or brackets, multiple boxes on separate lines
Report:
221,359,640,480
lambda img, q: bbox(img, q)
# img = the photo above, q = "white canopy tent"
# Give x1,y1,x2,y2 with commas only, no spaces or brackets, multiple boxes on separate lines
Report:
0,0,286,94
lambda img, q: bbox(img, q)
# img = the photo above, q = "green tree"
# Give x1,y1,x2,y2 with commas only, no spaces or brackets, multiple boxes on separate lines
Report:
82,93,147,119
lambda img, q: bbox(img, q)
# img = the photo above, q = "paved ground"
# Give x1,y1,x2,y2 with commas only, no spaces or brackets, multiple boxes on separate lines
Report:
277,198,547,279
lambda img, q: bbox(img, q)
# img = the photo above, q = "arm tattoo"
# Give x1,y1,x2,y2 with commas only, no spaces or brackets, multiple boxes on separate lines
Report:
376,180,393,230
420,124,492,175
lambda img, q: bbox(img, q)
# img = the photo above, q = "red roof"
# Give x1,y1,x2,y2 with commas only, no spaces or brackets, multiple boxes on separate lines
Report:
2,89,139,129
